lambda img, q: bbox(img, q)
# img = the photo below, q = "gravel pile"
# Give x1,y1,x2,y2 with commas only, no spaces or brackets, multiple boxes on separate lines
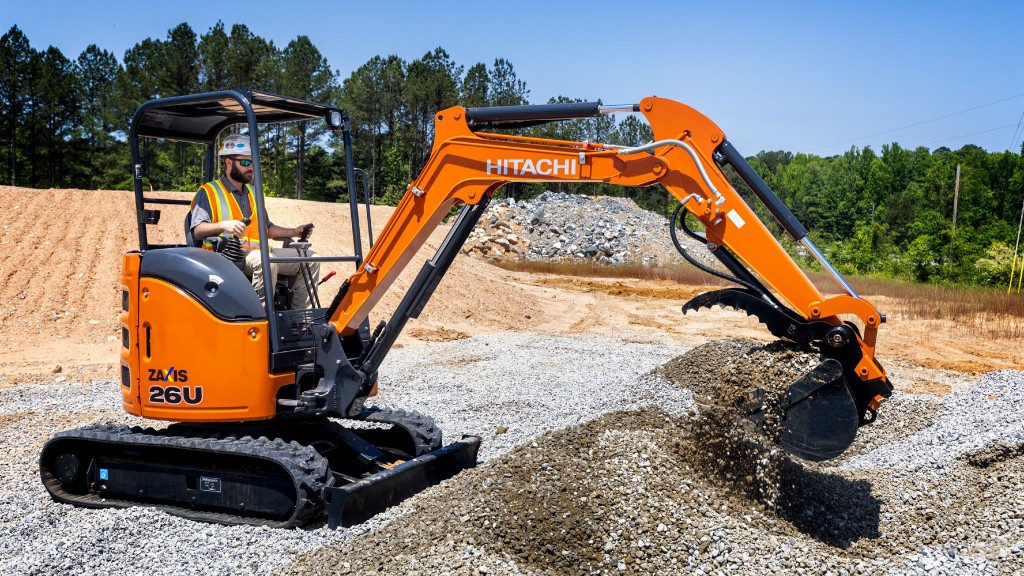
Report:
281,341,1024,576
462,192,713,266
2,336,1021,575
842,371,1024,473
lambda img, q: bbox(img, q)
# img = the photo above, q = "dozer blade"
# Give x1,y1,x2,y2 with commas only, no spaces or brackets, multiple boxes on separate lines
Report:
323,435,481,528
777,359,859,462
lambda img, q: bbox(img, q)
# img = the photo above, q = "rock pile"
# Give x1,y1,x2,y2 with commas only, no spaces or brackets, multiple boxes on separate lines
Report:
462,192,714,266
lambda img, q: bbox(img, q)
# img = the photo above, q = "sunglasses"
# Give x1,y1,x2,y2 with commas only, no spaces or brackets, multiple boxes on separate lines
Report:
233,158,252,167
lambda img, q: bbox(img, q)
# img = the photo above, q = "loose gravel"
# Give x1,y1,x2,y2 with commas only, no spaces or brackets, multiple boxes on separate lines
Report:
462,192,713,267
1,335,1021,576
0,333,686,575
280,341,1024,576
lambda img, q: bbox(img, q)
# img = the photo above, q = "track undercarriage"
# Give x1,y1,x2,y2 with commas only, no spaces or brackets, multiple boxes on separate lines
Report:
39,407,480,528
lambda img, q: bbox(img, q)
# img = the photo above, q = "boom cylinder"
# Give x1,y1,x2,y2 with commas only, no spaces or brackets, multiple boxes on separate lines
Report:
466,102,602,125
715,140,859,298
715,140,808,241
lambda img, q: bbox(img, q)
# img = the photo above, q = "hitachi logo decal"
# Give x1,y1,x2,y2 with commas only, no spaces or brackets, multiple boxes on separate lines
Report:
486,158,577,176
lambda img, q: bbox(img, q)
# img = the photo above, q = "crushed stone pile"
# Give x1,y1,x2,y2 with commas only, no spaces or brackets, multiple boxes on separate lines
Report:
461,192,714,267
279,340,1024,576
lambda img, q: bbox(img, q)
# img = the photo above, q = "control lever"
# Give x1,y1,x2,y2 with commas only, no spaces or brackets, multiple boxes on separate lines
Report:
290,222,319,307
220,217,252,262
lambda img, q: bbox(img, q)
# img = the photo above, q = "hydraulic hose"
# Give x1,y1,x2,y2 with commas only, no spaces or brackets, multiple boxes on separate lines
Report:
618,140,726,205
668,201,768,300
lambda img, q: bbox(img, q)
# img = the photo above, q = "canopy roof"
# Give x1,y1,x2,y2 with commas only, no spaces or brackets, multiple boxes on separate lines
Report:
133,88,342,143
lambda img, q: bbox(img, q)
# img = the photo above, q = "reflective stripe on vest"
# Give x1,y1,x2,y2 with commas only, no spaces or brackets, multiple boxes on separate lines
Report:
192,179,262,250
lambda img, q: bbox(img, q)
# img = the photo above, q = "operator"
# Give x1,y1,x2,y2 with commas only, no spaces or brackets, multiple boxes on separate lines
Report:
189,134,320,309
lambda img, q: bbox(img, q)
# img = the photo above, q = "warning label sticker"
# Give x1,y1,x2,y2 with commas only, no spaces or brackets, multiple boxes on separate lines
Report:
200,476,222,493
726,209,746,229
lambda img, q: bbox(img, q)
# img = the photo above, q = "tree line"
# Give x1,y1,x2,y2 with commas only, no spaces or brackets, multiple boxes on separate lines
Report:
2,23,1023,287
1,22,337,195
742,145,1024,286
0,22,652,200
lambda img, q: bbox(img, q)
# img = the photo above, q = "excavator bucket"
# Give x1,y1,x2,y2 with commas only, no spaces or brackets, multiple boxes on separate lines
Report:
776,359,859,461
680,288,878,461
727,359,858,461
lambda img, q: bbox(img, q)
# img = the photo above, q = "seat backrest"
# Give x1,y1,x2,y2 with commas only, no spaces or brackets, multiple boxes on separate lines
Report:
184,211,198,247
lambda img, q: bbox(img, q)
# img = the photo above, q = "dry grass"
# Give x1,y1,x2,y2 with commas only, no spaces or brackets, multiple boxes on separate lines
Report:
494,260,1024,340
493,260,735,287
839,274,1024,340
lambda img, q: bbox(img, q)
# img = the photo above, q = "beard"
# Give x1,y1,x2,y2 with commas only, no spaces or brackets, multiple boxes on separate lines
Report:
230,162,253,184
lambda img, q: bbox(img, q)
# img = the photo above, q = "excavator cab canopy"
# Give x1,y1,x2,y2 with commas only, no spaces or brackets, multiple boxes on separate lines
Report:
127,88,370,354
128,88,357,244
134,88,345,144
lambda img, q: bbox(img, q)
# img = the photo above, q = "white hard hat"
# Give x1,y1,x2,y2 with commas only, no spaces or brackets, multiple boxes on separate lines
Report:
219,134,252,156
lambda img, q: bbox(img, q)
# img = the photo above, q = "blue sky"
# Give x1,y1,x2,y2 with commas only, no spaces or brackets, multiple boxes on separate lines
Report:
4,0,1024,156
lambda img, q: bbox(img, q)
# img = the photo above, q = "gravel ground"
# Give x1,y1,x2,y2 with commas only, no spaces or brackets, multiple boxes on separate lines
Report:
1,335,1021,576
0,333,687,575
276,340,1024,576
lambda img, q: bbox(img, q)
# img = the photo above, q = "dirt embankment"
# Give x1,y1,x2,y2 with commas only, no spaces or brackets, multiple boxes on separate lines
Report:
1,186,1021,390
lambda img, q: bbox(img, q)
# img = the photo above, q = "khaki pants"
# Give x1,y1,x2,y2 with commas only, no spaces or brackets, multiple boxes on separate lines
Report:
244,248,321,309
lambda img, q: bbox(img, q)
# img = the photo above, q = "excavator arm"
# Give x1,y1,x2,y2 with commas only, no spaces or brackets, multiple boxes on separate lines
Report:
318,96,893,461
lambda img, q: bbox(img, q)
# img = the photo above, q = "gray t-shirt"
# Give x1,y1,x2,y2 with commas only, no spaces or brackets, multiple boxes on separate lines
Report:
190,177,274,230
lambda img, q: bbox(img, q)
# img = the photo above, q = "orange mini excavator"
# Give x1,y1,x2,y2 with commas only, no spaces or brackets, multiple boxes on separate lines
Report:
40,89,893,528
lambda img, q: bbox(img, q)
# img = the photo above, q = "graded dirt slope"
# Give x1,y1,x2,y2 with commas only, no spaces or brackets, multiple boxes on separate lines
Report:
0,186,1020,391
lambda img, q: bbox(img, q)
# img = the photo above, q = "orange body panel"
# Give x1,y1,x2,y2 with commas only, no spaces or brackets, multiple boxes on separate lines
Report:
120,253,141,414
121,257,291,421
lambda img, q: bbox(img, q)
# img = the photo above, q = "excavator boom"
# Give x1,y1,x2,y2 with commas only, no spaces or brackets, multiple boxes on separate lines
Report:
326,96,893,461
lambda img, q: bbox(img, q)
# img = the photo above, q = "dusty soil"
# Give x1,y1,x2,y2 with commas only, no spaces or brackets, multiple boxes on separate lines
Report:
0,185,1021,392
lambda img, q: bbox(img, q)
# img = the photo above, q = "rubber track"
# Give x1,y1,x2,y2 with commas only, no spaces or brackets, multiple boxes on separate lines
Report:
40,423,330,528
363,406,443,455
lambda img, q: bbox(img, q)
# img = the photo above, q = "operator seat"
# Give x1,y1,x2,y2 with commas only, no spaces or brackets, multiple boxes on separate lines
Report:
183,211,300,309
184,212,198,248
184,210,227,253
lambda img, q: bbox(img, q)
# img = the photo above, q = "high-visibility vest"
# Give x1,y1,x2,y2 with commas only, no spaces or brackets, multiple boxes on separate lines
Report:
191,179,262,250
